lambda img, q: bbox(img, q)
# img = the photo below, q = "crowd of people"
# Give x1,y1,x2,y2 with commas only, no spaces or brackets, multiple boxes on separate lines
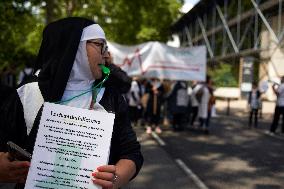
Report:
125,75,216,135
1,15,284,189
125,75,284,136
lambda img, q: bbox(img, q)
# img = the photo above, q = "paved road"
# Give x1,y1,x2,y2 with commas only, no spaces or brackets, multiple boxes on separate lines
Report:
125,126,200,189
128,107,284,189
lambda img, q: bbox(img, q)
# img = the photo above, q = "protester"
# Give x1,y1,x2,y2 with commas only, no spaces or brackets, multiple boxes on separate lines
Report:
1,66,17,88
168,81,189,131
139,78,149,127
190,80,199,126
197,76,212,134
145,78,164,134
269,76,284,134
0,17,143,189
206,78,215,129
248,81,261,128
128,77,142,126
162,80,174,127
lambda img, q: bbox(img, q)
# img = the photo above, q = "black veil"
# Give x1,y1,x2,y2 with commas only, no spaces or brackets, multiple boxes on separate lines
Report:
35,17,95,102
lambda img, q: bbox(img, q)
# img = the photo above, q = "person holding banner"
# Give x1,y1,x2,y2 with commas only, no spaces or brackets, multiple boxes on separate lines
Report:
0,17,143,189
197,76,212,134
269,76,284,134
167,81,189,131
145,78,164,134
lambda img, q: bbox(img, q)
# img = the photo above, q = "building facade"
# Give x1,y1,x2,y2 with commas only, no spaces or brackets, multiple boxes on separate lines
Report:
171,0,284,100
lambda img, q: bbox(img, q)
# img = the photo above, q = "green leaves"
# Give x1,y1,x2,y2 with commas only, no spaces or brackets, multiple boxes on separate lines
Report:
0,0,183,71
208,63,238,87
0,1,36,70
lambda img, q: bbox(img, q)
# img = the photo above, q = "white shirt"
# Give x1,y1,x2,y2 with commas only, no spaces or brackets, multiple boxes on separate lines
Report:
250,90,259,109
198,86,210,119
277,84,284,106
128,80,141,107
191,84,202,107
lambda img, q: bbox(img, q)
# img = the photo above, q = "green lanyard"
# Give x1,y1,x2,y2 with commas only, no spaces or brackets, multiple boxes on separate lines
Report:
90,87,99,109
55,74,109,105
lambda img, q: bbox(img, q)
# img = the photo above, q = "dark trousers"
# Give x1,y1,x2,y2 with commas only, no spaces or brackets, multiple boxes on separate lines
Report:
199,110,211,128
270,106,284,133
249,109,259,128
206,110,211,128
190,106,198,125
173,113,186,131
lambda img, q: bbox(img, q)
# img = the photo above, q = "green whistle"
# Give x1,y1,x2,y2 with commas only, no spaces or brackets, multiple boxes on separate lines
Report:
99,64,110,75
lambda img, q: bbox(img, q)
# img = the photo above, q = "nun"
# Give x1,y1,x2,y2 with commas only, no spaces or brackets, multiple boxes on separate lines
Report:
0,17,143,189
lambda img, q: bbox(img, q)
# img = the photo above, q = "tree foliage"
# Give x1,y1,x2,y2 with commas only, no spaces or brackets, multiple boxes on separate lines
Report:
71,0,183,44
208,63,238,87
0,0,183,71
0,0,38,70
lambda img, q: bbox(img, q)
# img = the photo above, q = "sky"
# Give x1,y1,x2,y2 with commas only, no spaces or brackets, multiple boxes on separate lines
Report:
180,0,200,13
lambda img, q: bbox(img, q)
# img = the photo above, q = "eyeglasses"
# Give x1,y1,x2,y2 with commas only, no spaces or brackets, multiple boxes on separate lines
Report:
87,40,108,55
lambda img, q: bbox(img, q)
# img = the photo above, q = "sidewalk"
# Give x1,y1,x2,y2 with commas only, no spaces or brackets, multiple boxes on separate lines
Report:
124,127,199,189
215,99,275,116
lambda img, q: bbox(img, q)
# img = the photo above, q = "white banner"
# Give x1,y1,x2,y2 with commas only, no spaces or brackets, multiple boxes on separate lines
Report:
108,42,206,81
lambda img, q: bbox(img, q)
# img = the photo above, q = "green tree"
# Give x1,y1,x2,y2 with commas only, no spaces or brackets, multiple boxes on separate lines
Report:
33,0,183,44
0,0,38,71
0,0,183,71
208,63,238,87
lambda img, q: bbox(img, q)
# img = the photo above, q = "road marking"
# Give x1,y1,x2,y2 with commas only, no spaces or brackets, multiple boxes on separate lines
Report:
175,159,209,189
151,132,166,146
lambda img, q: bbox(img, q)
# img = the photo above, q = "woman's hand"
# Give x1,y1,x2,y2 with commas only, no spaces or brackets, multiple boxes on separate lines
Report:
0,152,30,183
92,165,118,189
92,160,136,189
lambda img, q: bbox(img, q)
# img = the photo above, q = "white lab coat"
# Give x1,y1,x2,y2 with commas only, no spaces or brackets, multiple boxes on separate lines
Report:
198,86,211,119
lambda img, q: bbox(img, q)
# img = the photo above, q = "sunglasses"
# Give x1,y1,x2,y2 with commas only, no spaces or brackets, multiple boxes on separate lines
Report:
87,40,108,55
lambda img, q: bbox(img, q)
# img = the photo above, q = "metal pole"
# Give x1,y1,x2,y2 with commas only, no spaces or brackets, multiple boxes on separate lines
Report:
190,25,194,45
238,17,254,49
212,4,216,54
278,0,283,37
237,0,241,45
182,29,187,47
216,5,240,53
197,17,214,58
254,8,259,49
185,26,193,47
250,0,279,43
195,20,199,41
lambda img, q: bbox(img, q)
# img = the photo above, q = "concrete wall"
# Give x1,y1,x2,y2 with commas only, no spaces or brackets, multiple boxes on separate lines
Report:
260,14,284,101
